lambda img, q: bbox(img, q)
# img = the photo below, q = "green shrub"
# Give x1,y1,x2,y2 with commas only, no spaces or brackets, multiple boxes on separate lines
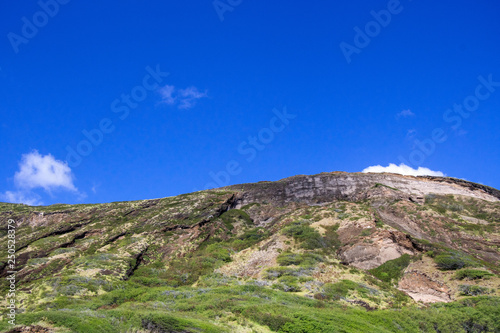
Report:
264,267,313,280
272,276,301,292
322,280,359,300
434,250,478,271
276,252,323,266
283,221,326,249
455,269,494,280
220,209,253,230
248,311,292,331
322,225,341,253
231,228,269,251
369,254,411,284
459,285,491,296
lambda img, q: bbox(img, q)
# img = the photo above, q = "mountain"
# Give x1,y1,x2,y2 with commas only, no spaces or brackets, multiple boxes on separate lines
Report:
1,172,499,332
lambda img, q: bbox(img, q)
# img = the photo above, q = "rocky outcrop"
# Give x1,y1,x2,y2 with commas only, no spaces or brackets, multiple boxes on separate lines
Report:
227,172,499,206
339,231,416,269
398,270,451,303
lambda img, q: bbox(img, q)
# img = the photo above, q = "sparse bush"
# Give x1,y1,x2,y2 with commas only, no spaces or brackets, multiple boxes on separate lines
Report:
323,225,341,253
459,285,491,296
360,228,373,237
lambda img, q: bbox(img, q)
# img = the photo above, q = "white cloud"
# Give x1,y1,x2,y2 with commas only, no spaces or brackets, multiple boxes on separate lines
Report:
158,85,207,109
14,151,77,192
396,109,415,118
159,85,176,105
362,163,445,177
91,182,101,194
1,151,79,205
177,86,208,109
1,191,42,206
406,129,417,139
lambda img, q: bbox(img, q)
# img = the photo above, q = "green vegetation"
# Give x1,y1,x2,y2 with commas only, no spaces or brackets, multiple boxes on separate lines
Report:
459,285,491,296
277,252,323,266
455,269,494,281
133,228,269,287
283,220,326,250
434,250,479,271
219,209,253,230
369,254,412,284
264,266,313,280
321,280,363,300
425,194,500,225
2,285,499,332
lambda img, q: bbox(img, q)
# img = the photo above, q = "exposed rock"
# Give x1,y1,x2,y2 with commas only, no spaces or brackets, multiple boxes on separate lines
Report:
339,231,415,270
226,172,499,206
398,270,451,303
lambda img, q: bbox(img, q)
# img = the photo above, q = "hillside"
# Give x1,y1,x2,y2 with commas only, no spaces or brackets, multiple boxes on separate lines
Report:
1,172,499,332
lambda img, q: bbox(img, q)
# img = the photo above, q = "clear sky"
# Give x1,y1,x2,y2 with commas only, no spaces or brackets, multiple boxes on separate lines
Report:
1,0,499,205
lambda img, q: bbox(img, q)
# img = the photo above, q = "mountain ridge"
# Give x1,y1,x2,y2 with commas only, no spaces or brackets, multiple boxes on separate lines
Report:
1,171,499,332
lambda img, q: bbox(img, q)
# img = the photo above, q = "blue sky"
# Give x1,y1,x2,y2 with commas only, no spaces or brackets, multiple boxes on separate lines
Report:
1,0,499,205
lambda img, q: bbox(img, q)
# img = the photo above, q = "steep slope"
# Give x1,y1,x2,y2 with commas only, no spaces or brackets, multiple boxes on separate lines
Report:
1,172,499,332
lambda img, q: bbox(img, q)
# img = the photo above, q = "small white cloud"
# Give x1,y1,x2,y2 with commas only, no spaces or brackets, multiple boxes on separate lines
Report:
177,86,208,109
91,182,101,194
362,163,445,177
1,151,79,205
158,85,207,109
406,129,417,139
397,109,415,118
159,85,176,105
14,151,77,192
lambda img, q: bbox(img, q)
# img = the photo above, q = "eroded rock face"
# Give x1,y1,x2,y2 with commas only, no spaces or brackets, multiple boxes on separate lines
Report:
227,172,499,207
398,270,451,303
339,231,416,270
